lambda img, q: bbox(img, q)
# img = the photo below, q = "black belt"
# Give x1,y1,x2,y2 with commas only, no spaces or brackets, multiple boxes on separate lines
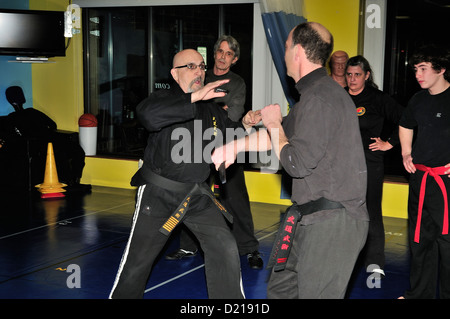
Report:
136,165,233,236
268,197,344,272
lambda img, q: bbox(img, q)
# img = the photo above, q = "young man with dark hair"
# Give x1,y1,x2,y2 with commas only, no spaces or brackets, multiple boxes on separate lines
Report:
399,44,450,299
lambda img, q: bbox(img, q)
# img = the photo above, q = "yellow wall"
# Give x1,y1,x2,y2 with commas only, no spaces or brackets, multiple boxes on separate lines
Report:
80,157,141,189
30,0,84,132
381,182,408,219
303,0,360,57
80,157,408,219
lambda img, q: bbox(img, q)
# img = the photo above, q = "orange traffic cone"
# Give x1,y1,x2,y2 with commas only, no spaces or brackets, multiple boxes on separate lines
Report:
35,143,67,198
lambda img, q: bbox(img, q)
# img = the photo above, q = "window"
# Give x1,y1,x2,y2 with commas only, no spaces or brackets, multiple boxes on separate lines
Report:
83,4,253,158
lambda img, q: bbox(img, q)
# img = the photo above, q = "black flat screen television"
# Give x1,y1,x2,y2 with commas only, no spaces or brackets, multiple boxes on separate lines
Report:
0,9,66,57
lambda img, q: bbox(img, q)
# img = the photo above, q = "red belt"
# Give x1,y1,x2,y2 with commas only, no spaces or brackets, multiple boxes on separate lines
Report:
414,164,449,243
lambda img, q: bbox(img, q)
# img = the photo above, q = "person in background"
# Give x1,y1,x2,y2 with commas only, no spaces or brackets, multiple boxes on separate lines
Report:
212,22,369,299
329,50,349,87
0,86,88,193
207,35,246,121
166,35,263,269
345,55,404,278
399,44,450,299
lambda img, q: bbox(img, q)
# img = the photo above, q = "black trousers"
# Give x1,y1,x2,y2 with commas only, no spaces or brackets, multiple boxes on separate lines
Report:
109,184,244,299
267,209,368,299
362,159,386,269
178,164,259,255
405,170,450,299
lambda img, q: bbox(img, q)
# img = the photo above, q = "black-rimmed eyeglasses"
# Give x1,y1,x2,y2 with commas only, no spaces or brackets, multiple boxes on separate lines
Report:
174,63,207,71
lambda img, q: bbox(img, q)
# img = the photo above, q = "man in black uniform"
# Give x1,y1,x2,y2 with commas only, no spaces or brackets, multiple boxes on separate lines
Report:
166,35,263,268
208,35,262,268
399,44,450,299
109,49,260,299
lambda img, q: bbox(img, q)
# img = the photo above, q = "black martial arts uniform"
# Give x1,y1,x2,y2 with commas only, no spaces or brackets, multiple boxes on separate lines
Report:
348,85,404,270
400,86,450,299
177,69,259,256
109,84,245,299
206,69,259,255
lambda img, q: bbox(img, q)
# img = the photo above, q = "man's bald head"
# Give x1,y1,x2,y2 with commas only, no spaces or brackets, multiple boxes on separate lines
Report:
171,49,206,93
330,50,349,63
290,22,334,66
329,50,349,81
172,49,203,68
309,22,332,45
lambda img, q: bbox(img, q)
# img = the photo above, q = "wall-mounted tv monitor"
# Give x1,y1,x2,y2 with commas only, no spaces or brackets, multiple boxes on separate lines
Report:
0,9,66,57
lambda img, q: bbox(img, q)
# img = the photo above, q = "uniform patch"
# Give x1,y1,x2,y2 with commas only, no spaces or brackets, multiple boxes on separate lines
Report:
356,107,366,116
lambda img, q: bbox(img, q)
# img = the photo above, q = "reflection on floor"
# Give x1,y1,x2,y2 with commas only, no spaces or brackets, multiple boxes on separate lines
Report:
0,186,410,299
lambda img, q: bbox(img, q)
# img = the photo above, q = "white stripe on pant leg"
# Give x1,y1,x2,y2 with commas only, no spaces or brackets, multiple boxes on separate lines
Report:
109,185,146,299
240,272,245,299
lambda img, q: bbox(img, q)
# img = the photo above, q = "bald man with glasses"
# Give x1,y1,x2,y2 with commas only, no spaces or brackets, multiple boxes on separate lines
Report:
109,49,260,299
166,36,263,270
